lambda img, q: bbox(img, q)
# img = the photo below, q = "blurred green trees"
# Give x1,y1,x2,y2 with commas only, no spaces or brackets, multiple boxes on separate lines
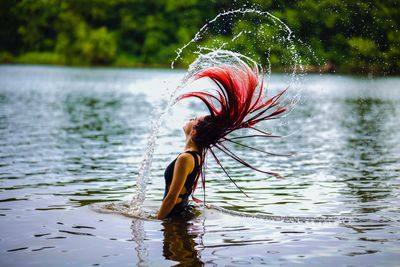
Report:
0,0,398,74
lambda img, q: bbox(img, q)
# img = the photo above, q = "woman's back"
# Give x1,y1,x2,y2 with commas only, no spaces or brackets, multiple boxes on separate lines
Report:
163,150,201,218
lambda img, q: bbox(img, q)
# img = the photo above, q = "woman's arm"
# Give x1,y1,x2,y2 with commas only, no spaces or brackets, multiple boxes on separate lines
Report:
157,153,194,220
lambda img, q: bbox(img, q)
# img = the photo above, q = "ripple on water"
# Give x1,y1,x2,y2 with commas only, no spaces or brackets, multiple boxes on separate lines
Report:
0,66,400,266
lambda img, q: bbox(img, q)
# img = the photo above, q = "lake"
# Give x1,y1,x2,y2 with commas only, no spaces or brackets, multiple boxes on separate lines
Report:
0,65,399,266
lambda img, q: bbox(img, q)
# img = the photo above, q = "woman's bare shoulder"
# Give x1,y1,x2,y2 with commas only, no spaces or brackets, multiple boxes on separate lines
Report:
176,152,195,166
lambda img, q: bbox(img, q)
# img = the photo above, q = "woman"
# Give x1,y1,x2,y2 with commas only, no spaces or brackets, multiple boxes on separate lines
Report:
157,59,288,220
156,116,203,219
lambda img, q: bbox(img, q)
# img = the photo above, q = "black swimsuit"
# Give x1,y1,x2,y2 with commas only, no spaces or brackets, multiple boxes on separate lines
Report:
163,150,201,218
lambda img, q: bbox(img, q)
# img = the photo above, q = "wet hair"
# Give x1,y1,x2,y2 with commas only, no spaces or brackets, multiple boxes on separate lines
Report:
192,115,226,149
178,61,288,202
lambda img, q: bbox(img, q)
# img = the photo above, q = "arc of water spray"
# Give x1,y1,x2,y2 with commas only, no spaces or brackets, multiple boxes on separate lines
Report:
129,91,184,215
171,8,296,69
130,8,305,216
171,8,304,115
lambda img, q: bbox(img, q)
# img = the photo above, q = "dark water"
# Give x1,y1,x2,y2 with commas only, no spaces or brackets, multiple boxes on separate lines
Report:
0,65,399,266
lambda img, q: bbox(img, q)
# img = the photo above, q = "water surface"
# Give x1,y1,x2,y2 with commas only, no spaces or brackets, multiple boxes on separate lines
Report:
0,65,399,266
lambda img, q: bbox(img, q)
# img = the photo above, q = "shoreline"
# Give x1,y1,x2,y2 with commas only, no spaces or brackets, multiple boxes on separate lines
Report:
1,62,398,77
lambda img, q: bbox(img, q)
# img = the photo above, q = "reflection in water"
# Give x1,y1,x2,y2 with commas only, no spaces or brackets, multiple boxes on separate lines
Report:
130,218,205,266
162,219,204,266
131,219,149,267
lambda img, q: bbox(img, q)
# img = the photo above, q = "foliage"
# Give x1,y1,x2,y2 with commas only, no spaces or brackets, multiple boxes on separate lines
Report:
16,52,65,65
0,0,398,74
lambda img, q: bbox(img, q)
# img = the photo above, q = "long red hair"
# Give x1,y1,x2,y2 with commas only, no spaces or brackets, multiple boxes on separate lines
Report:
177,60,288,201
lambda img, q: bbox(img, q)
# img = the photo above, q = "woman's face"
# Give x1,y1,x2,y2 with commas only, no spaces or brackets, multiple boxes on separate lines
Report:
183,116,202,136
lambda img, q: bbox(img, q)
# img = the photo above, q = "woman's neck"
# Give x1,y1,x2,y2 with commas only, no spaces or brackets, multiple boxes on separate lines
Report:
184,138,199,152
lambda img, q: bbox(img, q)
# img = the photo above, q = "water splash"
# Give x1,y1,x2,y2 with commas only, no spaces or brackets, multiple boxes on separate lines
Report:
90,201,394,225
171,8,298,70
171,7,307,105
128,8,306,217
128,70,193,217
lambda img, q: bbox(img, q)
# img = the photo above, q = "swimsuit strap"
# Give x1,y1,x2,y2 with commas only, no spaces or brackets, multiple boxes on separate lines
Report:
183,150,201,171
184,150,201,156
